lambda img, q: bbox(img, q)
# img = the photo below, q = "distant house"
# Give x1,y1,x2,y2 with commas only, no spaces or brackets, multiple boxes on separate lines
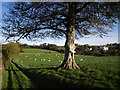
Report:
82,45,109,51
85,47,92,51
89,48,93,51
100,46,109,51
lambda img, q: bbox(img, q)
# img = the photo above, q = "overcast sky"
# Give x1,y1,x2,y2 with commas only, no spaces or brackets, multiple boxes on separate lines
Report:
0,2,119,46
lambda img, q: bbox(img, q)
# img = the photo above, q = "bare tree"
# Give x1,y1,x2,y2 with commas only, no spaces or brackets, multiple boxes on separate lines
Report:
2,2,119,69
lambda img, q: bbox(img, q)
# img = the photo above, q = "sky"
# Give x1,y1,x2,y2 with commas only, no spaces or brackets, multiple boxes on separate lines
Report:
0,2,119,46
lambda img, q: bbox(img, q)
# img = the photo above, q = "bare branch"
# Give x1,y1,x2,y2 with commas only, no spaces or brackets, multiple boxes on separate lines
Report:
76,2,91,14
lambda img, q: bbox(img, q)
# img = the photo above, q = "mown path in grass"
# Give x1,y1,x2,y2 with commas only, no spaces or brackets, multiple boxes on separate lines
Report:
2,61,36,89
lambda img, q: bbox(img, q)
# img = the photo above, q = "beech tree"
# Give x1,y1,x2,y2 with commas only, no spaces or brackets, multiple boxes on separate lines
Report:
2,2,119,69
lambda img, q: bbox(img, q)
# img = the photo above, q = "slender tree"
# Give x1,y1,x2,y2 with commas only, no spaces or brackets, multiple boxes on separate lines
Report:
2,2,119,69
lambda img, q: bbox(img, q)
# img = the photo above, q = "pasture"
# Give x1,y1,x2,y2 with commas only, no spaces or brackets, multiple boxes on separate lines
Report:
2,48,120,89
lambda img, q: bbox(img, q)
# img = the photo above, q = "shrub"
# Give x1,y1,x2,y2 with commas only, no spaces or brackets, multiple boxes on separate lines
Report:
2,42,21,58
2,42,21,69
92,50,101,56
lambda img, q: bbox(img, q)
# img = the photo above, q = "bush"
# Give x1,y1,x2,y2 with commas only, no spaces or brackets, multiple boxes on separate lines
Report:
2,42,21,58
2,42,21,69
92,50,101,56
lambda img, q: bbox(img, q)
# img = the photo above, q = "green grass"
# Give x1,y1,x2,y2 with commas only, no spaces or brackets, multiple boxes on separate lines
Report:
76,55,120,74
14,54,64,68
20,48,59,54
2,62,36,89
2,48,120,89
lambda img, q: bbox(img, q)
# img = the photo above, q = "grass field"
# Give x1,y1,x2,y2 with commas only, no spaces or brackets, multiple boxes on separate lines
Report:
2,48,120,89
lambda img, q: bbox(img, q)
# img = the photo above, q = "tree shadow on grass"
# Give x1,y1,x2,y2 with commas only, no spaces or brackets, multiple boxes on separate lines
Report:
7,65,12,89
11,61,112,89
6,64,23,89
10,64,22,88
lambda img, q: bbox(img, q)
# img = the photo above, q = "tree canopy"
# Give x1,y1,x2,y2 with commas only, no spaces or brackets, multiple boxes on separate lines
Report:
2,2,119,41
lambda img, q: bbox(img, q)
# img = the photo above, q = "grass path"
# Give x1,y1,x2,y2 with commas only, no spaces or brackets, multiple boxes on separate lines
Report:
2,61,36,89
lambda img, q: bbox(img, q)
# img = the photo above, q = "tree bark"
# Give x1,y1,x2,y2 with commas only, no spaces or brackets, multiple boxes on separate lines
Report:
58,3,80,69
58,31,80,69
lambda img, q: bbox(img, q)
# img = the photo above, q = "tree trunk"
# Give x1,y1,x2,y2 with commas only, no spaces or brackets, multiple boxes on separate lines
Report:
58,3,80,69
58,31,80,69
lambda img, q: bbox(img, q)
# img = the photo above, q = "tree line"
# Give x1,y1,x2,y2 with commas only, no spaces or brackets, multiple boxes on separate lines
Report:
20,43,120,56
75,44,119,56
20,43,65,53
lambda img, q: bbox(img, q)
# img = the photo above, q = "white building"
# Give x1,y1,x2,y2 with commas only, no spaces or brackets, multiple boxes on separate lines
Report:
100,46,109,51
